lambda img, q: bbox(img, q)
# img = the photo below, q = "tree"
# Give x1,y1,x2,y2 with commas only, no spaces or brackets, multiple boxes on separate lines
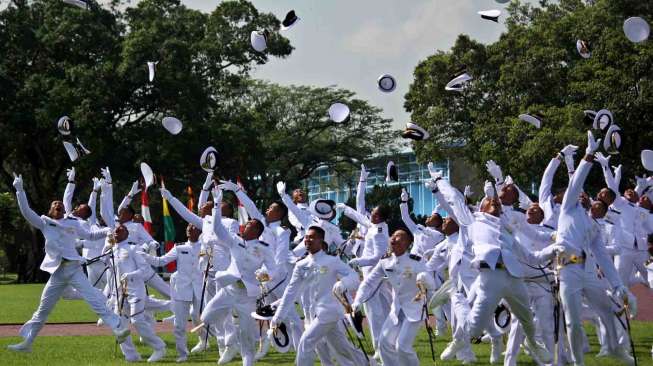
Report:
405,0,653,194
0,0,292,281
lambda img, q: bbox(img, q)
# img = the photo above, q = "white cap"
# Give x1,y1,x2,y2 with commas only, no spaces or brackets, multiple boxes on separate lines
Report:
281,10,299,31
401,122,430,140
377,74,396,93
63,141,79,162
445,73,472,92
478,9,501,22
603,124,621,155
200,146,218,173
251,30,268,52
162,116,182,135
328,103,350,123
593,109,613,130
518,114,542,129
147,61,158,82
308,199,335,220
62,0,88,10
57,116,72,136
576,40,590,59
641,150,653,171
140,162,155,188
624,17,650,43
386,161,398,182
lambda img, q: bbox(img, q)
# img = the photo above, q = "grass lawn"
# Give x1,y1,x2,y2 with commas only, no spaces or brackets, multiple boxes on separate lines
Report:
0,283,171,324
1,284,653,365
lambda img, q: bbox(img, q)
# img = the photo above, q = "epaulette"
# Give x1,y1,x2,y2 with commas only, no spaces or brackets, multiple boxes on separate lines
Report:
409,254,421,261
128,241,137,245
513,207,526,214
542,224,555,230
259,241,270,247
66,216,78,220
605,219,614,225
377,226,383,233
609,208,621,215
381,252,391,259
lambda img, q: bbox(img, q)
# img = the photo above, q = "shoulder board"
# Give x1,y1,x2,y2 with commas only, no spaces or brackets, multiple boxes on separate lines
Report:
605,219,614,225
48,223,57,227
299,253,308,261
377,226,383,233
66,216,78,220
128,241,137,245
409,254,421,261
609,208,621,215
180,250,189,254
238,242,246,248
258,241,270,247
542,224,555,231
513,208,526,214
381,252,391,259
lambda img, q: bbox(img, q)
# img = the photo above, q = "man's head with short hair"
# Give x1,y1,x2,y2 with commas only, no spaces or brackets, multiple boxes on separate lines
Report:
590,200,608,219
370,205,390,224
304,226,325,254
389,229,413,257
597,188,617,206
526,203,544,224
265,201,288,223
499,184,518,206
292,188,307,204
47,200,65,220
242,219,265,241
118,206,136,223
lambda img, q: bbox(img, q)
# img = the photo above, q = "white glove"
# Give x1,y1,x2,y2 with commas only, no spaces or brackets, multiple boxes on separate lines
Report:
636,175,648,190
212,186,222,204
464,185,473,198
276,181,286,197
218,180,240,192
92,177,101,192
359,164,369,182
483,180,495,198
335,203,348,211
202,172,214,191
160,187,172,201
485,160,503,183
594,152,611,167
100,167,111,184
424,179,438,192
128,181,141,198
12,173,23,192
332,280,346,296
400,188,409,202
66,167,75,183
348,258,361,267
586,130,601,155
613,285,629,301
427,162,442,180
612,165,622,186
560,144,579,158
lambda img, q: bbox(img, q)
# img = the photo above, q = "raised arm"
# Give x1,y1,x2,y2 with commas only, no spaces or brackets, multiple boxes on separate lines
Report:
277,181,312,228
539,157,561,222
99,167,115,227
63,167,76,216
399,189,419,235
219,180,264,222
433,178,474,227
271,263,307,326
160,188,203,228
595,153,619,194
210,188,238,247
87,178,101,225
339,205,371,228
562,132,599,212
352,261,385,308
356,164,369,214
348,229,387,267
117,181,140,214
13,175,45,230
140,246,178,267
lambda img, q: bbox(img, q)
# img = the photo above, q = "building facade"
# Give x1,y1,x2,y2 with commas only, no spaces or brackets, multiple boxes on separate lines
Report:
305,152,450,217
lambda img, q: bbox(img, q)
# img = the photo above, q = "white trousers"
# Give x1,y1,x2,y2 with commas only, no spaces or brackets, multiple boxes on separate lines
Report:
378,310,421,366
362,281,391,350
145,272,171,298
504,282,557,366
296,317,368,366
201,284,256,366
19,262,121,343
172,298,201,358
559,264,621,365
87,260,108,289
118,294,166,360
615,248,649,286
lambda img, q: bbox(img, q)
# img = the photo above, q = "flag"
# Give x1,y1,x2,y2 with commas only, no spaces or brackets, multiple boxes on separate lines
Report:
162,190,177,272
186,185,195,212
236,177,249,233
140,189,153,234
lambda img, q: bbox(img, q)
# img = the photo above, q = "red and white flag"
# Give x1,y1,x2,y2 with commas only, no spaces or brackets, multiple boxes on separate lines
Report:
141,189,153,234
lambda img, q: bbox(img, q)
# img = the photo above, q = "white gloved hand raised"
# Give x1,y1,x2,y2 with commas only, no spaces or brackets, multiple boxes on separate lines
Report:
485,160,503,183
92,177,101,192
12,173,23,192
586,130,601,155
100,167,112,184
483,180,495,198
400,188,409,202
128,181,141,198
66,167,75,183
276,181,286,197
218,180,240,192
359,164,369,182
427,162,443,180
202,172,214,191
594,152,611,167
212,186,223,204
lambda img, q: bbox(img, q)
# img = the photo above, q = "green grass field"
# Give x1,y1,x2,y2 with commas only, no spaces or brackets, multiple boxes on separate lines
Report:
1,284,652,365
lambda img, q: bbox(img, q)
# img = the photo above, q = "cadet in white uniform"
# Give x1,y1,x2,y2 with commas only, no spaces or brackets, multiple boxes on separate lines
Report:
271,226,367,366
353,228,435,366
7,174,130,353
200,188,278,366
140,223,204,362
553,132,634,366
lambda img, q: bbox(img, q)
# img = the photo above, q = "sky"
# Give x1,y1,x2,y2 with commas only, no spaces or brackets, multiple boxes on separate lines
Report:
179,0,538,129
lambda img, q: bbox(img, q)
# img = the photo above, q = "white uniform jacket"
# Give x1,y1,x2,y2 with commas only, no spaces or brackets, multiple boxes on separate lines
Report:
141,241,202,302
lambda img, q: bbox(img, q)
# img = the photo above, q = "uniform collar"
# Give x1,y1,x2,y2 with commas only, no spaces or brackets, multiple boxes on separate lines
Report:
268,220,281,228
309,249,326,259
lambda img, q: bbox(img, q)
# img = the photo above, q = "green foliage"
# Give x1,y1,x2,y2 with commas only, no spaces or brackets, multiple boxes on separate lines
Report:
0,0,394,281
405,0,653,193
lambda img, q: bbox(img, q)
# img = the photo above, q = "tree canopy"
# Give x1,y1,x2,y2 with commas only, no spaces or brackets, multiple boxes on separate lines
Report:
405,0,653,193
0,0,394,281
